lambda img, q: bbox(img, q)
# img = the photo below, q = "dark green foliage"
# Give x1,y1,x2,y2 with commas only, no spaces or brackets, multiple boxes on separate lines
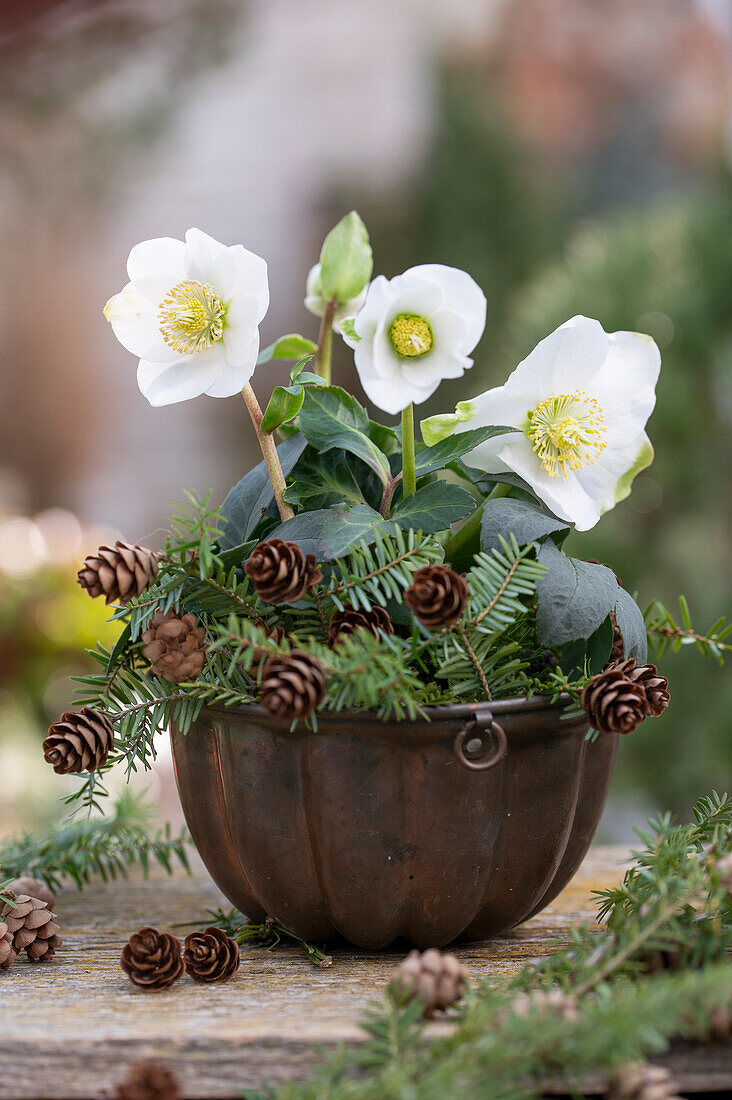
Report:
219,434,307,547
0,792,189,892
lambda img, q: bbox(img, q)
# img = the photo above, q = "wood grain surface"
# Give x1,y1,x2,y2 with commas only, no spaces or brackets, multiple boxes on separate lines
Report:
1,847,728,1098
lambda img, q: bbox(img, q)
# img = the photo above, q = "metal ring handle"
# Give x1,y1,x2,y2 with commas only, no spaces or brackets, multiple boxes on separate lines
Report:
453,715,507,771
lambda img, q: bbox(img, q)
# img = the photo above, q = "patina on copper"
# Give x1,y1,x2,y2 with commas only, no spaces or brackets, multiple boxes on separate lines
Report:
170,696,616,950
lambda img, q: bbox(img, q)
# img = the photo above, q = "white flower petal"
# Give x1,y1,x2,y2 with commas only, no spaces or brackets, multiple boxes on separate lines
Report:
354,276,395,338
137,348,223,407
503,315,609,403
224,295,260,369
127,237,185,283
206,338,259,396
574,432,654,513
230,245,269,321
592,331,661,445
104,282,167,360
401,348,471,389
409,264,487,351
497,436,602,530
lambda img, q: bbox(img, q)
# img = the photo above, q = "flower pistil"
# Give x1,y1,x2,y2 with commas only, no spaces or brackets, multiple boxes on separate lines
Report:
389,313,433,358
526,391,606,477
158,280,226,355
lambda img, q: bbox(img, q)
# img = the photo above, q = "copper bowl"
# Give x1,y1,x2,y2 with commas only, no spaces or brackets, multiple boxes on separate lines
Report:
170,697,616,949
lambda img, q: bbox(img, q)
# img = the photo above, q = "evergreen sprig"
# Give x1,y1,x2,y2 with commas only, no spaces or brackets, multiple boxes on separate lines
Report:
645,596,732,664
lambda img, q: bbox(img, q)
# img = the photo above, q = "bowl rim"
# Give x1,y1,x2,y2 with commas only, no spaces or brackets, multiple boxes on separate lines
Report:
197,692,576,725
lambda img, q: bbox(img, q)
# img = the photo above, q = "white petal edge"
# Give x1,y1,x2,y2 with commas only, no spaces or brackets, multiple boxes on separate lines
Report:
409,264,487,351
127,237,186,283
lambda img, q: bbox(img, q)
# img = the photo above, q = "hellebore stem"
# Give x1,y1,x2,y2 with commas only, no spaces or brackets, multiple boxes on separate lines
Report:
443,482,511,563
315,297,337,385
241,384,294,523
401,403,417,499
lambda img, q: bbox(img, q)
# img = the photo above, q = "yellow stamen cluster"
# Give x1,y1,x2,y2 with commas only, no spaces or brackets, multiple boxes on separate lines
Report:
526,391,606,477
158,280,226,355
389,313,434,358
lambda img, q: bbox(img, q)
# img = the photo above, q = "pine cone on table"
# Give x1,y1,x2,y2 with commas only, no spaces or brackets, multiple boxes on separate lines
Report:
43,707,114,774
183,926,240,983
0,895,61,961
0,920,17,970
141,611,207,683
328,605,393,646
113,1061,180,1100
510,989,578,1021
260,651,327,721
609,659,670,717
77,541,160,605
389,948,469,1019
580,667,649,735
244,539,322,604
121,928,183,991
404,565,468,630
6,876,55,909
609,1062,682,1100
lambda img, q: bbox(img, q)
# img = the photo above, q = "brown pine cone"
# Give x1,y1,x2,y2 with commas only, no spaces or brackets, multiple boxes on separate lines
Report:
609,659,670,717
43,707,114,774
6,876,55,909
581,667,649,735
0,920,17,970
609,1062,682,1100
121,927,183,991
260,650,327,720
244,539,323,604
0,895,62,961
78,541,160,605
707,1003,732,1043
510,989,578,1021
405,565,468,630
141,611,207,683
389,948,469,1019
183,926,240,983
328,605,394,646
113,1061,180,1100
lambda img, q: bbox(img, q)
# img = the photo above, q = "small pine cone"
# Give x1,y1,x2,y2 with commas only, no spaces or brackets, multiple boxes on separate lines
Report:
6,877,55,909
121,927,184,991
141,611,207,683
328,606,393,646
260,650,327,721
78,541,160,605
0,895,62,961
0,920,17,970
609,659,670,718
510,989,578,1021
113,1061,180,1100
244,539,323,604
404,565,468,630
609,1062,682,1100
183,926,240,983
389,948,469,1019
43,707,114,774
581,668,649,735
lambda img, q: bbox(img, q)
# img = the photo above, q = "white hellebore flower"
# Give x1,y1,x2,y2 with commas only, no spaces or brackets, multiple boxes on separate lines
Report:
422,316,660,531
103,228,269,406
341,265,487,416
304,263,367,333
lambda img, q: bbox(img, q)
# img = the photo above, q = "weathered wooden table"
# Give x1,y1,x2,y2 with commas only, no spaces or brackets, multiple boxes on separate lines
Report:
2,847,728,1099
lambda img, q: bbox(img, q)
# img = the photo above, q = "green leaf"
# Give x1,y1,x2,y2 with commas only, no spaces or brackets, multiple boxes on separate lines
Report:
260,358,324,433
536,541,619,646
299,385,391,486
320,503,392,558
219,434,307,549
614,586,648,663
284,448,367,510
414,426,517,478
339,317,359,342
257,334,317,364
393,481,474,532
481,497,571,553
319,211,373,303
267,509,332,560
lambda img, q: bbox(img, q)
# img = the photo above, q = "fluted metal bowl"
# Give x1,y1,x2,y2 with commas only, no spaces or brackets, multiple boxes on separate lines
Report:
170,697,616,949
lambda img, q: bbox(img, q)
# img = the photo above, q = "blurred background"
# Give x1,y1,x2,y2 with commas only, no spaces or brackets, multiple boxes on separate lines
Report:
1,0,730,841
